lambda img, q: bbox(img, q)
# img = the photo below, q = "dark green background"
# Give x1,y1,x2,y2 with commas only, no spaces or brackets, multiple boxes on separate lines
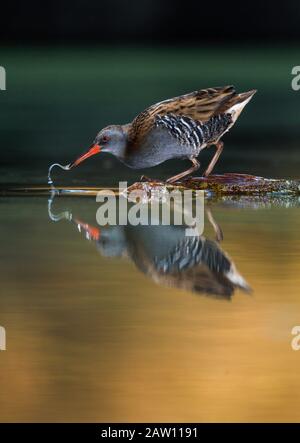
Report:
1,46,299,185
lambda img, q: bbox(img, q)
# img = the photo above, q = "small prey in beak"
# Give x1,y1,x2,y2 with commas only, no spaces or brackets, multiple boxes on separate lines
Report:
48,144,101,186
48,163,71,185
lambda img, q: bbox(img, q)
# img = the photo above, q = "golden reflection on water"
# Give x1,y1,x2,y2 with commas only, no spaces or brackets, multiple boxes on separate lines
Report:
1,195,300,422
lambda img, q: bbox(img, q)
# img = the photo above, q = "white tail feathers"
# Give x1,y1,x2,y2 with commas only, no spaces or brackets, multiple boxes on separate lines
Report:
225,265,252,292
227,89,257,123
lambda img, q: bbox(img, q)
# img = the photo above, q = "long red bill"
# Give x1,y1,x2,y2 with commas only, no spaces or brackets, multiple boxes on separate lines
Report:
69,144,101,168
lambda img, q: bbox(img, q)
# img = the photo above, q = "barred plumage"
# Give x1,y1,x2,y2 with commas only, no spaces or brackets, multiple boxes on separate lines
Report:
155,113,233,151
127,85,237,148
154,236,231,274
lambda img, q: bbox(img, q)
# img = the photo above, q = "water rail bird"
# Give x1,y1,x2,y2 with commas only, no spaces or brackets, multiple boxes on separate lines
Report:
49,86,256,184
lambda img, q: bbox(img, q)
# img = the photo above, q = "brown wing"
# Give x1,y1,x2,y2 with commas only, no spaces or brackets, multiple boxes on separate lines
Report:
128,85,236,148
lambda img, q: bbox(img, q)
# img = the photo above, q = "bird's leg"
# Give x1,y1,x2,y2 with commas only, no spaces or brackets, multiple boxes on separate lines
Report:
140,175,162,183
203,141,224,177
206,207,223,242
166,158,200,184
140,175,151,182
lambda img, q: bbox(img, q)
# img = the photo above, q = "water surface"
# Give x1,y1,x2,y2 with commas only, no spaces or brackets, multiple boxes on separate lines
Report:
1,190,300,422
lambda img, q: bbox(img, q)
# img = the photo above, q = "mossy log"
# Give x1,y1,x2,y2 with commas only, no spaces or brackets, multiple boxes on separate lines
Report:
127,173,300,196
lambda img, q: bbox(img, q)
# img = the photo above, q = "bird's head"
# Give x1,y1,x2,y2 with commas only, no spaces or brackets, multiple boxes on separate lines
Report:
69,125,127,168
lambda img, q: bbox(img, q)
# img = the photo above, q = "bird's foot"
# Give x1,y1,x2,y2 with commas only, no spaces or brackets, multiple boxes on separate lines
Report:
140,175,151,182
165,177,177,184
166,175,190,184
140,175,163,184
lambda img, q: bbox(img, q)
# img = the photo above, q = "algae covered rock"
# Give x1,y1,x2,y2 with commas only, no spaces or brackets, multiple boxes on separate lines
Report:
127,173,300,196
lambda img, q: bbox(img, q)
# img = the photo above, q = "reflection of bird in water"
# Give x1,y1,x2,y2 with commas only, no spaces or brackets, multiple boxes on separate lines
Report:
119,221,250,300
144,236,246,298
48,197,250,300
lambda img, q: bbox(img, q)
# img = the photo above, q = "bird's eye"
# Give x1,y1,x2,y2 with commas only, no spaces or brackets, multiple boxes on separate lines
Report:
101,135,110,143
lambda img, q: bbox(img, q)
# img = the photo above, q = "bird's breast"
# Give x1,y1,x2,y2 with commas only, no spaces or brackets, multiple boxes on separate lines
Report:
124,127,200,169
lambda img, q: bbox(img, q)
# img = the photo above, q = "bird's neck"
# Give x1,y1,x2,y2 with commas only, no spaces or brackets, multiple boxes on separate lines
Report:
114,124,130,160
105,124,130,160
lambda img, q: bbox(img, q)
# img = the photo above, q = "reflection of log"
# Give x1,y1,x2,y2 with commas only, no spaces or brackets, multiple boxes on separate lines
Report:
127,173,300,196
